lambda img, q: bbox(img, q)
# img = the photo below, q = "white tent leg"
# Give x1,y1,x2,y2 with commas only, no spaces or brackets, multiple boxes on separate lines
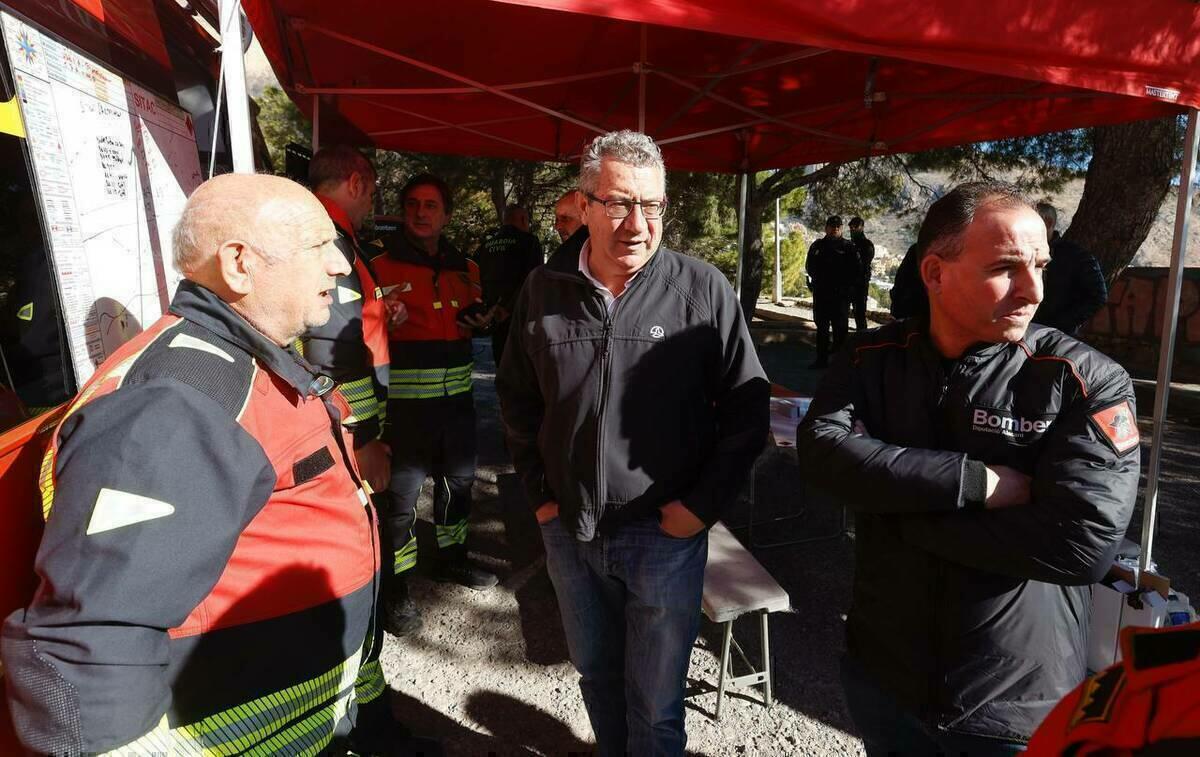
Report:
774,196,783,303
1140,108,1199,574
218,0,254,173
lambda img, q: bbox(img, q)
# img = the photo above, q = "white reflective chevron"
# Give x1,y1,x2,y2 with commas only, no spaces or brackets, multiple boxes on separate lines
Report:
86,488,175,535
169,332,234,362
337,285,362,304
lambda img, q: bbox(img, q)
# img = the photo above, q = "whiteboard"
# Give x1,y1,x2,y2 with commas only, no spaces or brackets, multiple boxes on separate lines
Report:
2,11,203,385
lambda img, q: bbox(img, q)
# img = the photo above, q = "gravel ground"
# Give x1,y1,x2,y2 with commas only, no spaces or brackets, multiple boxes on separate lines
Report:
378,333,1200,756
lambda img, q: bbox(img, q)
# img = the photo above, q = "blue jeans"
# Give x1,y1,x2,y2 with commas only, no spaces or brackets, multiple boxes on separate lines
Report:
540,515,707,757
840,655,1025,757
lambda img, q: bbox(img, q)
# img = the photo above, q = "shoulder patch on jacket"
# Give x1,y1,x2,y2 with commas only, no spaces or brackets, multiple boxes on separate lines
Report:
1088,400,1139,455
123,319,255,418
1070,665,1125,727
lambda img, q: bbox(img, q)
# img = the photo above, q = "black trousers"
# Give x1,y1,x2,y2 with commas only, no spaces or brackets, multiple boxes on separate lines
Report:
491,321,510,370
814,292,850,361
853,287,869,331
379,392,477,590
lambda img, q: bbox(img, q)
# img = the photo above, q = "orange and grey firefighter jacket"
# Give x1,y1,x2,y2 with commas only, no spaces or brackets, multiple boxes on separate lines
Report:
369,232,482,401
1026,622,1200,756
301,196,390,445
0,281,381,755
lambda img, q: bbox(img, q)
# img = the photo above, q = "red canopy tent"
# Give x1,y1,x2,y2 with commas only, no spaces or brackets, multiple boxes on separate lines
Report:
222,0,1199,571
232,0,1200,172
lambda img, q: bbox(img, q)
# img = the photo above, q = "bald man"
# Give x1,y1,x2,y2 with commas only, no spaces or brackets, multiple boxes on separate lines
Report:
2,174,401,754
546,189,590,268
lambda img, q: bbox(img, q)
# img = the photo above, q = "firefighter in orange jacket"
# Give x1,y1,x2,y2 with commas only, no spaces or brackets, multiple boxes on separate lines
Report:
1026,622,1200,756
370,173,498,634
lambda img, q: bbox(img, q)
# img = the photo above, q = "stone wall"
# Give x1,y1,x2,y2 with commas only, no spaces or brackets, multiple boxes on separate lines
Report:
1084,268,1200,382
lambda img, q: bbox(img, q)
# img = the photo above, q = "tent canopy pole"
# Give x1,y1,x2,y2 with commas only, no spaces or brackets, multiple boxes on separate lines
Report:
218,0,254,173
1139,107,1199,574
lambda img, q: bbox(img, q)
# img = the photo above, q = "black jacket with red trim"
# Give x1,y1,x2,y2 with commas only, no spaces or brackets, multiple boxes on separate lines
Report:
302,196,390,445
796,318,1140,742
1,281,379,755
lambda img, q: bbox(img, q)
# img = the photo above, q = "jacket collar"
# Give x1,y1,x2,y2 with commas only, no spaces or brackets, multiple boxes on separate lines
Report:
911,317,1010,366
169,280,331,398
316,195,357,243
389,228,465,268
543,233,666,283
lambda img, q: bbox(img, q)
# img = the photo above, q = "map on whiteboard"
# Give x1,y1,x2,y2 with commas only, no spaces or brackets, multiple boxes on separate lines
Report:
2,11,203,385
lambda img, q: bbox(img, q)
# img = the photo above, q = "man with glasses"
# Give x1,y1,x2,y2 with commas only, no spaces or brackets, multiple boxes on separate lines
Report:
497,130,769,756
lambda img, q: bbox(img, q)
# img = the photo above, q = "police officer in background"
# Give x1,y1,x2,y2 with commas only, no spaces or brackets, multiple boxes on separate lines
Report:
848,216,875,331
477,204,543,366
805,215,860,368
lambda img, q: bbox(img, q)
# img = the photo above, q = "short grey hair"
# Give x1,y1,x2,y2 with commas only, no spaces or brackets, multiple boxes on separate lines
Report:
578,130,665,194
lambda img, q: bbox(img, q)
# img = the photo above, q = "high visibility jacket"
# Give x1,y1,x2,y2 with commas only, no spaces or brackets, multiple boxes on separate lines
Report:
301,196,390,445
1026,623,1200,755
0,281,380,755
369,233,481,401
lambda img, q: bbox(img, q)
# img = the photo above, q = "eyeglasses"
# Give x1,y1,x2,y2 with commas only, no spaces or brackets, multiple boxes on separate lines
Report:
585,193,668,220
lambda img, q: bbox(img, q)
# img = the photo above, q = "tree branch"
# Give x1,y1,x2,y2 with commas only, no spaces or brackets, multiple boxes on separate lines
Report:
759,161,844,204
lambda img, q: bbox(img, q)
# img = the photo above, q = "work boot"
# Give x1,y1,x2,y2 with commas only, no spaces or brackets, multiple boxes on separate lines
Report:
347,694,444,757
432,553,498,591
383,577,423,637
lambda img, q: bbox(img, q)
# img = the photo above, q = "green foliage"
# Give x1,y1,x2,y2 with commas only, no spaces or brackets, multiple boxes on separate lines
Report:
868,282,891,311
255,86,310,169
903,131,1090,194
662,171,738,273
762,220,815,299
803,158,906,229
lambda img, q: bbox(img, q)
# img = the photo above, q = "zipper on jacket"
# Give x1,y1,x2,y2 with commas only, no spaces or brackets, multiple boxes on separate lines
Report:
594,300,614,519
927,358,963,727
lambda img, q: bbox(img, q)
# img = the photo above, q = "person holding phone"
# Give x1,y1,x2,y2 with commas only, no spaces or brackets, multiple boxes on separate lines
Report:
369,173,498,639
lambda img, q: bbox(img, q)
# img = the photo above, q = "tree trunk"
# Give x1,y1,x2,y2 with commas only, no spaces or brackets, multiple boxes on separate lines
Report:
739,184,767,319
736,162,842,319
488,162,507,225
1065,117,1181,284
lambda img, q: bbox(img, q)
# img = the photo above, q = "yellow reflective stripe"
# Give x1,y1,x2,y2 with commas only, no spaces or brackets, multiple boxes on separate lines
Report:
106,644,363,755
435,519,468,548
389,364,473,382
393,536,419,574
339,376,376,399
39,446,55,521
293,338,306,357
338,377,382,424
388,386,445,400
355,660,386,705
